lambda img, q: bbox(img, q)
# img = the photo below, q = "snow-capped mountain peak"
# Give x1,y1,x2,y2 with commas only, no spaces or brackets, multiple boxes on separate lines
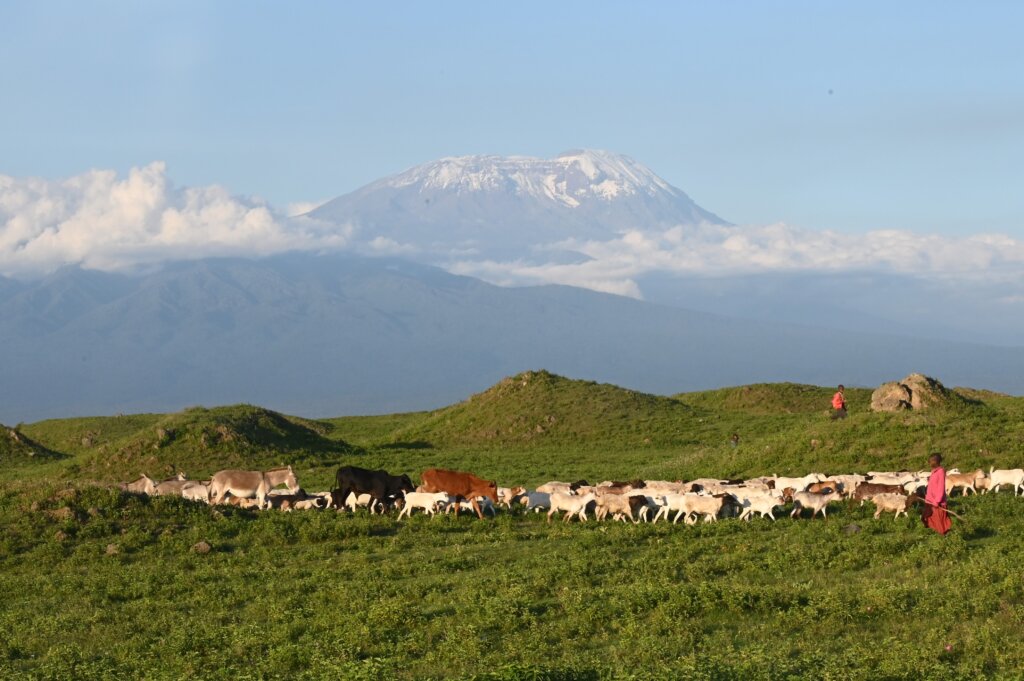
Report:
382,149,676,207
309,150,727,256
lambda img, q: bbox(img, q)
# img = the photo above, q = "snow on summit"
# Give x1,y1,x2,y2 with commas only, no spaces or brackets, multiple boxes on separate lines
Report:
385,149,676,205
309,150,728,258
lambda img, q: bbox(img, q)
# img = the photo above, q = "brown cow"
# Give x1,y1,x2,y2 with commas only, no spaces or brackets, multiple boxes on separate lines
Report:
419,468,498,519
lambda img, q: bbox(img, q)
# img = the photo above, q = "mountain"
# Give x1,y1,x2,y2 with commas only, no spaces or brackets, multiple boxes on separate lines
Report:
308,149,727,257
1,252,1023,423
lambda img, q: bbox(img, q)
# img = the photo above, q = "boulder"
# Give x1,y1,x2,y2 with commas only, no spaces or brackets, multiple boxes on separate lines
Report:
870,373,957,412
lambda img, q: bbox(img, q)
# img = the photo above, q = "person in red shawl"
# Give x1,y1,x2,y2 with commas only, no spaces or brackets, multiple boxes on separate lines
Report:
922,453,952,535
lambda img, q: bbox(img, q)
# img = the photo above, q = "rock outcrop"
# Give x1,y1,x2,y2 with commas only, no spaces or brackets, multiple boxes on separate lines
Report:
870,373,958,412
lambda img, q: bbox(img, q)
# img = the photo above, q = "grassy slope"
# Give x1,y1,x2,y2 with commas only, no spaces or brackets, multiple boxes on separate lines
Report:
3,373,1024,679
20,405,358,484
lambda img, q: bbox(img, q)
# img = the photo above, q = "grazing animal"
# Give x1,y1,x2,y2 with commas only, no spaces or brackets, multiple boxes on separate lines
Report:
987,467,1024,495
344,492,386,514
522,491,552,512
153,472,191,496
447,496,497,517
497,486,527,508
121,474,157,496
398,491,450,519
653,493,728,524
737,492,786,521
332,466,414,513
805,482,837,495
210,466,299,510
771,474,826,494
853,482,906,506
945,469,984,496
547,492,597,523
870,492,916,520
825,475,866,498
419,468,498,519
181,481,210,503
790,490,840,519
594,492,637,522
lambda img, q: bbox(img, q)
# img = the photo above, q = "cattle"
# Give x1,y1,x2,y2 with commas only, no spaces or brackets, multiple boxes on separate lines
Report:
397,491,450,519
210,467,298,510
790,490,840,519
987,467,1024,495
332,466,414,513
419,468,498,519
547,492,597,523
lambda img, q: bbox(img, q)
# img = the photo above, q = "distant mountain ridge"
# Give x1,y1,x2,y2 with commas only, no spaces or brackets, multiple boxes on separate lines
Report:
308,149,726,257
1,252,1023,423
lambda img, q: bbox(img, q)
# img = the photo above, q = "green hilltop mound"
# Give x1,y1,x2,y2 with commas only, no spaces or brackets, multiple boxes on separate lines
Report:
675,382,871,415
25,405,355,480
392,370,696,448
0,424,63,465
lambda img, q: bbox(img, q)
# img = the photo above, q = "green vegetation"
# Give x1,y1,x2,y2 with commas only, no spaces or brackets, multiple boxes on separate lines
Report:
3,371,1024,679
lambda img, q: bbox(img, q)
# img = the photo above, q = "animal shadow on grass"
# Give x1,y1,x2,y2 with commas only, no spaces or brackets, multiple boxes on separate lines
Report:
962,524,995,541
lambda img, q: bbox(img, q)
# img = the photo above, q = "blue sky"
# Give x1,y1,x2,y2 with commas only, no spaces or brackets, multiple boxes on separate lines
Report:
2,1,1023,236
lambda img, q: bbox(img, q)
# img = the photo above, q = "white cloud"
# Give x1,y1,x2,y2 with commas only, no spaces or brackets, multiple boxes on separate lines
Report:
448,222,1024,298
0,163,348,277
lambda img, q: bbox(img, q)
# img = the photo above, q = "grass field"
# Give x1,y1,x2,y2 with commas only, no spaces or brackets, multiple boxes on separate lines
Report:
2,372,1024,679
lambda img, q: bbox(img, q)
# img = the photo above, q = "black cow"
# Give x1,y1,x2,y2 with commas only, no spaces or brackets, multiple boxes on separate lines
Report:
332,465,415,511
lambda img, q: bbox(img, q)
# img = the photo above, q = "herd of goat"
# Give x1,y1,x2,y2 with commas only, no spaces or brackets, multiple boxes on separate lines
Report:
119,463,1024,524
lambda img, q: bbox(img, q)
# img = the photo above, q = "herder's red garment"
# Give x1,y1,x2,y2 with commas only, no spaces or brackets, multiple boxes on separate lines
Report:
923,467,952,535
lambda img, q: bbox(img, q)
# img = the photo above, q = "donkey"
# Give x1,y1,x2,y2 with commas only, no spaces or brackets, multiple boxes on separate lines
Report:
121,474,158,495
209,466,299,510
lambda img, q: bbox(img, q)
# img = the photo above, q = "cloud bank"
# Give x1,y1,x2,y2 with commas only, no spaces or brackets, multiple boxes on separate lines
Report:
0,163,346,277
2,164,1023,299
448,223,1024,298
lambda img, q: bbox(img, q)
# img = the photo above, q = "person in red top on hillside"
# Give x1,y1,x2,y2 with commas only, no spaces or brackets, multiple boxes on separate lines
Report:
831,384,847,419
922,453,952,535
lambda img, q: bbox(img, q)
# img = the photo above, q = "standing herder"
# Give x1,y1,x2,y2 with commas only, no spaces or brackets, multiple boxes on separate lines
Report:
831,384,847,419
922,453,952,535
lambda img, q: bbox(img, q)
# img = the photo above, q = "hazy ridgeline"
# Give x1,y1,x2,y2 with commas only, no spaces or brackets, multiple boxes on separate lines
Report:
2,372,1024,679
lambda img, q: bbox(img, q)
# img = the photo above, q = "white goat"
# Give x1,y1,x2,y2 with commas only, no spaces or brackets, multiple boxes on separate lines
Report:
397,491,449,519
547,492,596,523
789,490,840,519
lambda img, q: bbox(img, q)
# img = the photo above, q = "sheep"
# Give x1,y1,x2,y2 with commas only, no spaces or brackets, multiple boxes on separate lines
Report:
790,490,840,519
536,480,588,495
546,492,596,523
870,492,914,520
945,469,984,496
397,491,450,519
986,467,1024,495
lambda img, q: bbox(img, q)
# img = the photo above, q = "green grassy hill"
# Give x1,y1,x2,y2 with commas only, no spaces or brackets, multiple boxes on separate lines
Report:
388,370,698,449
4,372,1024,678
21,405,357,482
0,424,63,465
